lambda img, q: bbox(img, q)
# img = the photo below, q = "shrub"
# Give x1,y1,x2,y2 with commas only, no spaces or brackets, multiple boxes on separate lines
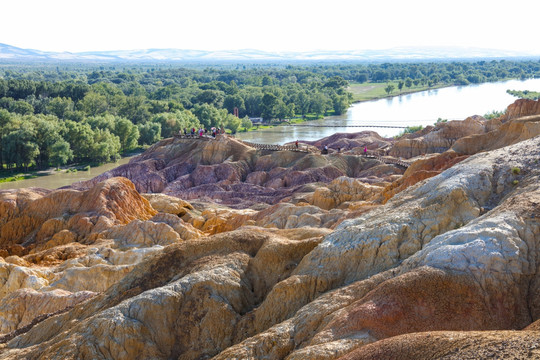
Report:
484,110,505,119
435,118,447,124
396,125,424,138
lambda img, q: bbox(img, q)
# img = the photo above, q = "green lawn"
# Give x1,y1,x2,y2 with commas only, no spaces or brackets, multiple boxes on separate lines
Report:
348,82,447,102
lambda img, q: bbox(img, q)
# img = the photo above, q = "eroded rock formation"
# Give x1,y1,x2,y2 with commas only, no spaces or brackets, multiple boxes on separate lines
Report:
71,133,395,209
390,115,488,159
0,99,540,359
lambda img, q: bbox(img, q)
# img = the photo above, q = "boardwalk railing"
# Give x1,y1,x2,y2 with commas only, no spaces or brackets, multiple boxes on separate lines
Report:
172,134,410,168
174,133,312,152
235,139,311,153
365,151,410,168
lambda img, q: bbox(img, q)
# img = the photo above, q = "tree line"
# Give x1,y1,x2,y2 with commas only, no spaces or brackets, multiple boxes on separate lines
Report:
0,64,352,170
507,89,540,100
0,58,539,171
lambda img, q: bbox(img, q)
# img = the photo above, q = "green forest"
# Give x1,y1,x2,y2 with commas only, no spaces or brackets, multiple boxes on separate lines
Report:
1,58,539,171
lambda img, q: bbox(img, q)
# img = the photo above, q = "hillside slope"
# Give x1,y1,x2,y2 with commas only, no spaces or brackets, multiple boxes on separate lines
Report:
0,100,539,359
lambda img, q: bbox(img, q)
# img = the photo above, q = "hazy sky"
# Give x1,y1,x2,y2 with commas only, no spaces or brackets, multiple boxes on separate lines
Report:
2,0,540,54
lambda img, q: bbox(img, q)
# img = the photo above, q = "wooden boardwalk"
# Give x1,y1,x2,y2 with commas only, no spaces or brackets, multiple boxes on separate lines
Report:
173,134,409,168
365,153,410,169
174,134,311,153
235,139,311,153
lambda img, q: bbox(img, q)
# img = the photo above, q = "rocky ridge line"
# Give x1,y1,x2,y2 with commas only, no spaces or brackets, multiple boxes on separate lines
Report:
0,99,539,358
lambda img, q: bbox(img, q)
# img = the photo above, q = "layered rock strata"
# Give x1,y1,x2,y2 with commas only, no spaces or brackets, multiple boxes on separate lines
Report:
71,134,397,209
0,132,539,359
0,99,540,359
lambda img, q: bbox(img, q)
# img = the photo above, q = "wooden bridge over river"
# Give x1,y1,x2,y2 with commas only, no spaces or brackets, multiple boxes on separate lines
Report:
173,134,410,169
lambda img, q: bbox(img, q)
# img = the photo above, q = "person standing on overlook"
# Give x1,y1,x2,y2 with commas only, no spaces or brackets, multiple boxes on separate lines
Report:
364,146,367,156
322,145,328,155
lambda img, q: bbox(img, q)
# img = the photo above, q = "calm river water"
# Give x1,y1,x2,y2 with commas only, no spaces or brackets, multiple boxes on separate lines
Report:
2,78,540,190
236,78,540,144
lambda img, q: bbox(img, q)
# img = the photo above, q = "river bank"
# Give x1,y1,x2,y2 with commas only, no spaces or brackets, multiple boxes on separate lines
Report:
238,83,443,133
235,78,535,136
236,77,540,144
0,155,136,190
4,78,539,189
0,162,95,184
348,81,450,103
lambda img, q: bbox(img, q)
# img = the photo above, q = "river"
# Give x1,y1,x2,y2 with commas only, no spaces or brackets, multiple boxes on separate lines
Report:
236,78,540,144
2,78,540,190
0,156,133,191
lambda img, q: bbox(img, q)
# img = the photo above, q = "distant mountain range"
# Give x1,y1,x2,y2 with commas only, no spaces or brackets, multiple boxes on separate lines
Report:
0,43,538,62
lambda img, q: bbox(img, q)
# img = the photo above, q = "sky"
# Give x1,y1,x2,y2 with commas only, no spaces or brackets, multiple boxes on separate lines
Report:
2,0,540,54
